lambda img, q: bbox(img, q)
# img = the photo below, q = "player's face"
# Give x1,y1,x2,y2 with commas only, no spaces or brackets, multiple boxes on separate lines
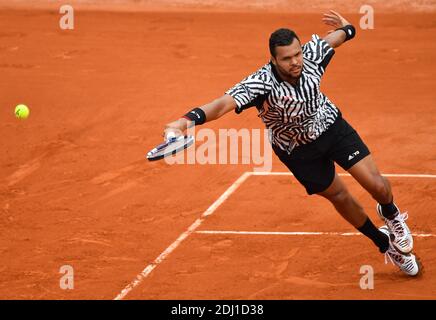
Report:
272,38,303,80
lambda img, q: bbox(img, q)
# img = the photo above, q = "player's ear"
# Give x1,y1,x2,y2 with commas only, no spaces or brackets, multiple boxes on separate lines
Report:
270,55,277,66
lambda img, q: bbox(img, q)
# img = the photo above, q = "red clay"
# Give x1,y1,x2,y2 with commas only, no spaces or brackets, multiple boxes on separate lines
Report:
0,3,435,299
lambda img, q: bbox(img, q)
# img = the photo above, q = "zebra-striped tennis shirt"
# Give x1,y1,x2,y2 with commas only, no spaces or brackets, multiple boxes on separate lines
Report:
225,34,340,154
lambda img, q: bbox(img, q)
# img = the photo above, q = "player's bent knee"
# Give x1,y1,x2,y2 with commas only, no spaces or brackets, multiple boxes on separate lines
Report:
319,188,350,204
371,175,391,203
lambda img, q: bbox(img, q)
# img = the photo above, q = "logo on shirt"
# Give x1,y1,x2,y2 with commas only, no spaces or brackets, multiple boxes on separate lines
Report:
348,150,360,161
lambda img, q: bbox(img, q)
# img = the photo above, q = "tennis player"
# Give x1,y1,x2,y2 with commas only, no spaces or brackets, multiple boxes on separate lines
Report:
163,10,420,276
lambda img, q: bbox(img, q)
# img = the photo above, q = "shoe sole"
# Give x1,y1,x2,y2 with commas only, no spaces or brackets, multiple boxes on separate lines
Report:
399,252,422,277
411,253,424,277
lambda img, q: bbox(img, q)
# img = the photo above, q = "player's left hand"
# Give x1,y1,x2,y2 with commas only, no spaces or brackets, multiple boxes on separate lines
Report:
322,10,351,33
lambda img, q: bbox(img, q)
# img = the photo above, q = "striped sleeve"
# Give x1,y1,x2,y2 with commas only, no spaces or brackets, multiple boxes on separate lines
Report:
302,34,335,74
225,65,272,114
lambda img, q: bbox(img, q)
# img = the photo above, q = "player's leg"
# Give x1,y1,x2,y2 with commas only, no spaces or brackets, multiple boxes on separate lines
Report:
330,118,414,254
316,172,366,227
316,173,389,253
347,155,400,220
317,171,419,276
273,119,420,276
272,143,389,253
347,155,413,253
346,154,393,212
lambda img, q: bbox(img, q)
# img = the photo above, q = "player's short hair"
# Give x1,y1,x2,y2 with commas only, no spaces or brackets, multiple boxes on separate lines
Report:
269,28,300,57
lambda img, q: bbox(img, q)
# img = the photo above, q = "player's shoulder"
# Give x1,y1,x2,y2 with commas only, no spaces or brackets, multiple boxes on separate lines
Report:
302,34,327,52
253,62,274,77
244,62,274,83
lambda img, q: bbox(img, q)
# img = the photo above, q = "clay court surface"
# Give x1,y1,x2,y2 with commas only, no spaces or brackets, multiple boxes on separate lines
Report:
0,0,435,299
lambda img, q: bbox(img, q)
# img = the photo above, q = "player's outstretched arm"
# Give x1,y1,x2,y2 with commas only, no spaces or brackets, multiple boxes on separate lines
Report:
322,10,355,48
163,94,236,140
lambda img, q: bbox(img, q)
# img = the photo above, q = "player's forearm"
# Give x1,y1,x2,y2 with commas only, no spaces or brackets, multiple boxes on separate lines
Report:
322,11,356,48
200,97,231,121
165,99,223,130
164,95,235,137
324,29,347,48
324,25,356,48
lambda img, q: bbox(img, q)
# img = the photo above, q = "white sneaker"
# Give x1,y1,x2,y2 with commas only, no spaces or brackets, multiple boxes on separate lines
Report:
379,226,421,276
376,203,413,254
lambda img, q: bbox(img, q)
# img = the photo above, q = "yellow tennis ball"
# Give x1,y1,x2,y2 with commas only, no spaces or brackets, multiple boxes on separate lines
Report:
15,104,30,119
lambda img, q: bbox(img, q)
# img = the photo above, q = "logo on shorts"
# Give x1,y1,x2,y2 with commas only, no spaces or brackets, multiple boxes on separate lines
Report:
348,150,360,161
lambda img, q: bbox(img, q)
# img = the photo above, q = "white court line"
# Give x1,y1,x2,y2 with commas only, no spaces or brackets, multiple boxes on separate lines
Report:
114,170,436,299
250,172,436,178
113,172,251,300
196,230,436,238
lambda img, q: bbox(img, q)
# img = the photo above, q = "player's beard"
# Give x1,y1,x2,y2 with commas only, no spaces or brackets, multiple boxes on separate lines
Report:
279,64,302,83
288,67,302,80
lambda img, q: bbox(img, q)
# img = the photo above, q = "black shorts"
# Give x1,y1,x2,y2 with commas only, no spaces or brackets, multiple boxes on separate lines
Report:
272,115,370,195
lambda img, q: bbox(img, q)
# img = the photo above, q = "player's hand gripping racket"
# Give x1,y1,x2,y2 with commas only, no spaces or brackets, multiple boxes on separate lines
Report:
146,132,194,161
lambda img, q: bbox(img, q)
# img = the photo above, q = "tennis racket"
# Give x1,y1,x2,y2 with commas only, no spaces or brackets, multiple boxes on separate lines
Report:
146,134,195,161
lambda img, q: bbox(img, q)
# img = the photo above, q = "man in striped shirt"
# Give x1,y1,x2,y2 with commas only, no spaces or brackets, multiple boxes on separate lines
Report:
164,11,420,276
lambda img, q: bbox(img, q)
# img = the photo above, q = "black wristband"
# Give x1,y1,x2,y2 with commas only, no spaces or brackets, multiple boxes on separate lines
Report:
183,107,206,125
336,24,356,41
